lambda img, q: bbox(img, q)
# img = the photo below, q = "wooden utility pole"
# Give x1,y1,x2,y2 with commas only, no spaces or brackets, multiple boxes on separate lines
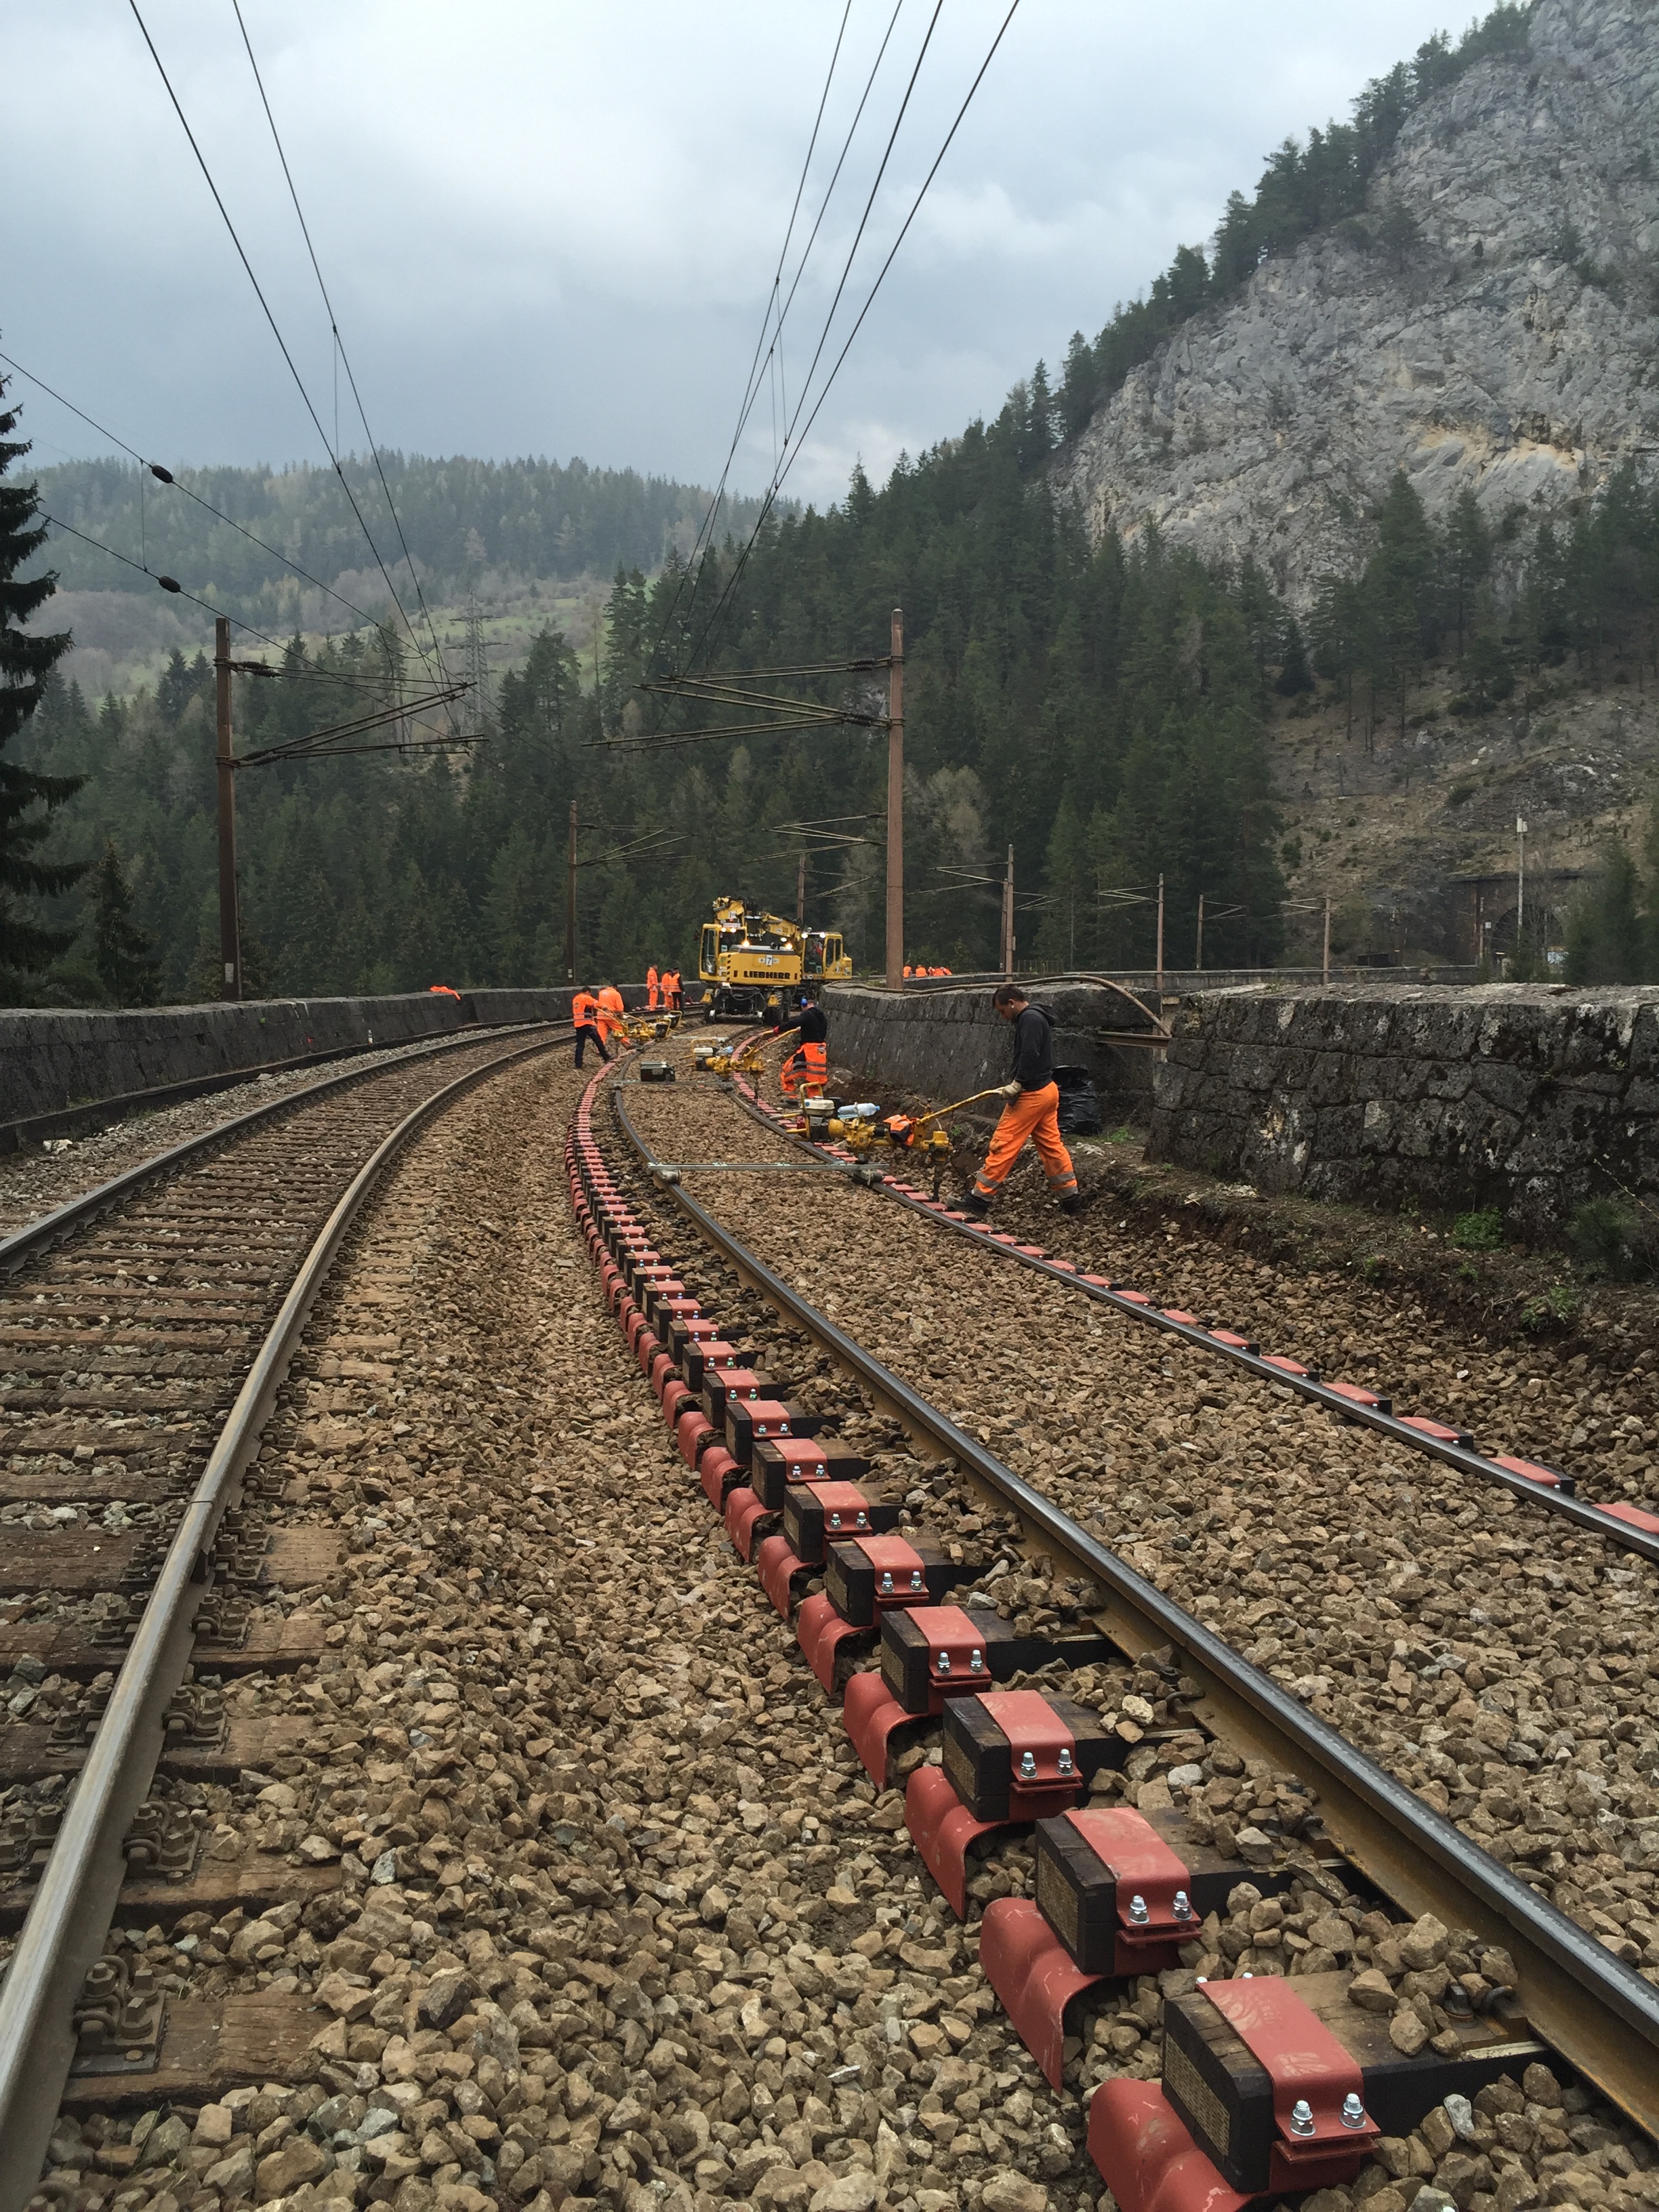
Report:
885,608,904,989
1155,872,1165,1004
1322,897,1332,985
1001,844,1015,977
1195,893,1205,974
565,798,579,984
796,849,807,926
214,617,241,1001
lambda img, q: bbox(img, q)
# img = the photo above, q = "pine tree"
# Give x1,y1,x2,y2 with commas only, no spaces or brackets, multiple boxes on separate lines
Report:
87,838,162,1004
1442,487,1492,657
1565,848,1649,985
1,378,86,983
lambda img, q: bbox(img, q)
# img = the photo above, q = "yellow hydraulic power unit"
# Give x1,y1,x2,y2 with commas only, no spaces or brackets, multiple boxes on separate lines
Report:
696,896,852,1021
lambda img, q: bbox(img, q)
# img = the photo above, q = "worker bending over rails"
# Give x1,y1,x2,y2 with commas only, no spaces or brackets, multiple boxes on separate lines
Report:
596,983,627,1048
779,985,829,1097
960,982,1080,1216
572,986,610,1067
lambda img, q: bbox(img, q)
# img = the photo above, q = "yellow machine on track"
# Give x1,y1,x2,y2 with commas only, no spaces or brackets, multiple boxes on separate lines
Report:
695,896,851,1021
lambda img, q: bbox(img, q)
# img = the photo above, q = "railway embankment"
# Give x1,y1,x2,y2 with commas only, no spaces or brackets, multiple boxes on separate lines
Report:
1148,983,1659,1237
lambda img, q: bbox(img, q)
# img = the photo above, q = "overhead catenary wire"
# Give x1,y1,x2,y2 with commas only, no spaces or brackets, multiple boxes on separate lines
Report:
640,0,874,686
34,510,410,699
0,349,396,642
229,0,455,717
125,0,443,696
654,0,1021,706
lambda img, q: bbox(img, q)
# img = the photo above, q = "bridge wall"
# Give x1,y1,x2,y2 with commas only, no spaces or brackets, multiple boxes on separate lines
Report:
0,987,644,1134
821,983,1158,1111
1147,983,1659,1234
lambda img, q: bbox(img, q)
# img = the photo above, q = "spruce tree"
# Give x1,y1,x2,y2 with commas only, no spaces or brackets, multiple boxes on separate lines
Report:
1,377,86,983
87,838,162,1004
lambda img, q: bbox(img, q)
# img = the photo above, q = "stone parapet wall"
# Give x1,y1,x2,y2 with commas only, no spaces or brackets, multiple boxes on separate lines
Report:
1147,983,1659,1233
822,983,1157,1109
0,987,646,1130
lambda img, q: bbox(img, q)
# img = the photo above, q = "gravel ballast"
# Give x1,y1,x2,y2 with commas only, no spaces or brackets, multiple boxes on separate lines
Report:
20,1044,1659,2212
623,1065,1659,1985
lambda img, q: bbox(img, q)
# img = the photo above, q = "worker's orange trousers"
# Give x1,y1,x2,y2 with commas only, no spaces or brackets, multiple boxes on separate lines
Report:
781,1041,827,1096
973,1082,1076,1202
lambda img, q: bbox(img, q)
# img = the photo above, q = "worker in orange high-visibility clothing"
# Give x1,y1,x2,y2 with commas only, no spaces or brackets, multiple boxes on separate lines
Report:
596,983,627,1047
959,982,1079,1216
778,987,828,1097
665,968,682,1011
572,986,610,1068
647,964,660,1010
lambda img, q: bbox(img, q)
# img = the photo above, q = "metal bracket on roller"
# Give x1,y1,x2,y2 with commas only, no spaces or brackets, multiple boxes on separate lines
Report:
723,1485,771,1563
904,1762,1005,1917
842,1672,926,1790
1087,2081,1251,2212
756,1535,808,1620
978,1898,1105,2090
796,1592,875,1696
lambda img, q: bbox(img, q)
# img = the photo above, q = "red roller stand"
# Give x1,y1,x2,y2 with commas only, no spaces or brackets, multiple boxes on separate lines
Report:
724,1483,771,1561
978,1900,1104,2089
756,1534,808,1619
1086,2084,1250,2212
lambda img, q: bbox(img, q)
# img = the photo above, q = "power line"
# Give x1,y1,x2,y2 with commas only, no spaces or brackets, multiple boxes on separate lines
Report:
125,0,442,695
35,510,444,708
642,0,870,686
651,0,931,699
230,0,455,715
0,348,394,640
664,0,1021,693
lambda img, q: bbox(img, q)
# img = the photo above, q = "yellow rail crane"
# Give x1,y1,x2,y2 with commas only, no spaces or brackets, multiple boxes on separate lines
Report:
695,895,851,1022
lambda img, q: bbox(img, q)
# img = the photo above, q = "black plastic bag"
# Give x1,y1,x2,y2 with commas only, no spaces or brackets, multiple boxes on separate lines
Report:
1053,1063,1103,1135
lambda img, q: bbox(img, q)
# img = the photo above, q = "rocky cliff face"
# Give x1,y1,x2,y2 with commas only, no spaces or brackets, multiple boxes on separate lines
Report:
1051,0,1659,607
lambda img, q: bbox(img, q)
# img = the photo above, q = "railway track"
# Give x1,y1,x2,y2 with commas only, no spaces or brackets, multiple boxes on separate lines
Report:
0,1021,569,2206
571,1041,1659,2171
712,1050,1659,1563
14,1024,1657,2212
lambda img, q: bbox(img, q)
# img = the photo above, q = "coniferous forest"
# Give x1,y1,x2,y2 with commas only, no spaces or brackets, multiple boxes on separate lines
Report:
4,0,1658,1004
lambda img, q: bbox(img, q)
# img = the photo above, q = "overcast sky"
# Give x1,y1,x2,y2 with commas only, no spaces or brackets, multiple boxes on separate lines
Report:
7,0,1462,511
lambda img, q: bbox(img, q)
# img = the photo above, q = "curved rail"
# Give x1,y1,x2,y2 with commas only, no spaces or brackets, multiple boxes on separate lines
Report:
0,1027,563,2210
606,1076,1659,2142
717,1066,1659,1567
0,1017,558,1275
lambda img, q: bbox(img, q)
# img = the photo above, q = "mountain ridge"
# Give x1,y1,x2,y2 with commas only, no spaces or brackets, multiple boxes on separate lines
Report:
1051,0,1659,609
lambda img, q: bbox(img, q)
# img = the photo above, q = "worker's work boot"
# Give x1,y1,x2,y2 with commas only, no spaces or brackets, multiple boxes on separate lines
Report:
958,1189,989,1216
1059,1193,1082,1216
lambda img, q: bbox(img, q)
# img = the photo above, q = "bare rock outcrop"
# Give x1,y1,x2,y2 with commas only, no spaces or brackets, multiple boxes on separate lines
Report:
1051,0,1659,607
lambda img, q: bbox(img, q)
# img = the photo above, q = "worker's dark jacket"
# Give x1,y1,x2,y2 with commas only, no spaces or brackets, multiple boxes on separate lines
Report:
796,1004,828,1046
1009,1003,1056,1091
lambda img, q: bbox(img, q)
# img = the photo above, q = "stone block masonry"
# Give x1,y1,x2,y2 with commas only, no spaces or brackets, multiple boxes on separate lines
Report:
0,987,647,1138
823,982,1158,1110
1147,983,1659,1236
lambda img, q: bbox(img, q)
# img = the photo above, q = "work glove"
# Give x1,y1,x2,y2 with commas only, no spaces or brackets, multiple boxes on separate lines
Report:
999,1080,1021,1098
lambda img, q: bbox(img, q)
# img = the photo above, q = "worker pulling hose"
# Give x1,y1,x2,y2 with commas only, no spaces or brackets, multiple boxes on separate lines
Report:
960,981,1080,1216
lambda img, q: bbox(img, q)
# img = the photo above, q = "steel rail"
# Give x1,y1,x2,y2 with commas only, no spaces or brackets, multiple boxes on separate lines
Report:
715,1071,1659,1569
0,1027,564,2210
607,1080,1659,2142
0,1019,560,1276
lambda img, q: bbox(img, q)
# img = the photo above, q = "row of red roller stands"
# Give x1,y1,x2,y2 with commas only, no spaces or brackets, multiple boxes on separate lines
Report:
565,1072,1529,2212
